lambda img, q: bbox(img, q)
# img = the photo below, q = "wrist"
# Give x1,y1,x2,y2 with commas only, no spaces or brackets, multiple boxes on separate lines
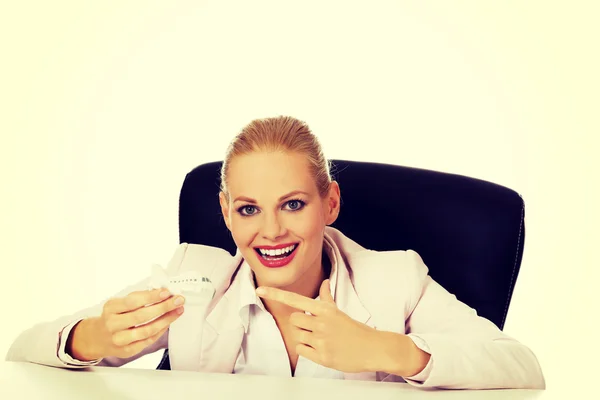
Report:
367,331,429,377
67,318,103,361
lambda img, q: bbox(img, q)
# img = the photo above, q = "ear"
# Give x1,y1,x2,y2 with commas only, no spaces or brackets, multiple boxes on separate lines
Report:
219,191,232,231
324,181,341,225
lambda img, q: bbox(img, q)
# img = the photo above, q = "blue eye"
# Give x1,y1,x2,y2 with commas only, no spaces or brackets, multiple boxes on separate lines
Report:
238,205,258,216
285,199,305,211
236,199,306,217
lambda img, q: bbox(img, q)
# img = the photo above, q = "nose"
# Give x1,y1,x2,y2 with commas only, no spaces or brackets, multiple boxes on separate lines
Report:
260,212,287,241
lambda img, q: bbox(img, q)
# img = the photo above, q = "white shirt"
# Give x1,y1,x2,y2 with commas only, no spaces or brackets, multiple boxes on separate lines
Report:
231,240,344,379
230,240,432,381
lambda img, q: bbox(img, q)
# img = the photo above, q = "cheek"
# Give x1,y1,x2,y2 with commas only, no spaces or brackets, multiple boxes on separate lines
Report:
295,208,326,241
229,216,257,245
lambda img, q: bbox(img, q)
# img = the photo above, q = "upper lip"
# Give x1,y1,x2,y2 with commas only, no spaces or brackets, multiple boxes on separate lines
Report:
254,243,298,250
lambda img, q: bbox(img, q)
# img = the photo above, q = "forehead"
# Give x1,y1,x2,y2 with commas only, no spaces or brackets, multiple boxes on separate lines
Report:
227,151,316,199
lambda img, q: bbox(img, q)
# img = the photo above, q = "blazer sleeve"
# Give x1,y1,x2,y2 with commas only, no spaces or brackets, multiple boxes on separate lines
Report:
5,244,187,369
402,250,546,390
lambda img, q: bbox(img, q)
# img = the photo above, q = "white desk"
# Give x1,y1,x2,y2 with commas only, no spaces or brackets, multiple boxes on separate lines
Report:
0,361,546,400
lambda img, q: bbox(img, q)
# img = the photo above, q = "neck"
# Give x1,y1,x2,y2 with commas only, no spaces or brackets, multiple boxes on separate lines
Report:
260,251,332,319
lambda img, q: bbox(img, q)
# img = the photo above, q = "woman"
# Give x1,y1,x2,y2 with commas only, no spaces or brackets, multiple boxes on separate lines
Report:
6,116,546,390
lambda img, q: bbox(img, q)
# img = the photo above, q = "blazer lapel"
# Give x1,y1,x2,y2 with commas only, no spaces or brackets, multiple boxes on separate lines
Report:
197,294,245,373
168,247,244,372
324,233,378,381
337,284,377,381
325,232,372,327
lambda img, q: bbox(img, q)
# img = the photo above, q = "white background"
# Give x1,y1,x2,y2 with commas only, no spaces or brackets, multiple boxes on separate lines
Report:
1,1,598,397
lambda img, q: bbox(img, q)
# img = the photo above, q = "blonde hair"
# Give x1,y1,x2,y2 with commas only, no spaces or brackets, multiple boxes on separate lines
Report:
220,116,332,198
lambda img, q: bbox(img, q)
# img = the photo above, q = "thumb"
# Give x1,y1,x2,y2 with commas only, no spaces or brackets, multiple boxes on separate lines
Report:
319,279,334,303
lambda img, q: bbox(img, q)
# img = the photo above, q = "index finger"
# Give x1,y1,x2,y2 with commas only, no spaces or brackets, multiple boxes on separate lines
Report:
106,289,171,314
256,287,320,315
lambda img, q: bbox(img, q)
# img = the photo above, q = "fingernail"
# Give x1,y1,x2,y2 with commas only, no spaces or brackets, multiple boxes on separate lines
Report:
159,290,170,299
174,296,185,306
177,307,184,314
256,287,266,296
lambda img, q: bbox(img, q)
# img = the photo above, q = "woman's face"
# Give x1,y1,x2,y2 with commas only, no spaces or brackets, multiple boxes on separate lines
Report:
219,151,340,294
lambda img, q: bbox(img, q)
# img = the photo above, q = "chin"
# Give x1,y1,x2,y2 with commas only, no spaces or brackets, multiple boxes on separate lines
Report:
259,274,300,289
247,249,304,288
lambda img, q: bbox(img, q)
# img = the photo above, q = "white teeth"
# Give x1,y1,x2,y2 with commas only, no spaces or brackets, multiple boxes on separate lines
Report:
258,245,296,257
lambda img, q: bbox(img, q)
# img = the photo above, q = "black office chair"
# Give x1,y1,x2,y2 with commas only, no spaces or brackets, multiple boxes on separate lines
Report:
157,159,525,370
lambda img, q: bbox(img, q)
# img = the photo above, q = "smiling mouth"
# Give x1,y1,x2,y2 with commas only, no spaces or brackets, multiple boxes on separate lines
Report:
254,244,299,260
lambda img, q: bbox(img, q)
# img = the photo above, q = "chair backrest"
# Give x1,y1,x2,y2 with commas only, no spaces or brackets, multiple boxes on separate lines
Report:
157,159,525,370
178,159,525,330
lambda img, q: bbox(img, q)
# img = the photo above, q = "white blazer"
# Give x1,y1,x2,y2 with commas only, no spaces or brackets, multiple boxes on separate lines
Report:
6,227,546,390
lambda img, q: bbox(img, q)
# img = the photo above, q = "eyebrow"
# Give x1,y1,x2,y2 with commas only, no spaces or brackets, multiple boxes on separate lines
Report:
233,190,310,204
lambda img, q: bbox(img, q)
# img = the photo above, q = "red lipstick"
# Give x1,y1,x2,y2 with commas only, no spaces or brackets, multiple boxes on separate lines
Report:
254,243,299,268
